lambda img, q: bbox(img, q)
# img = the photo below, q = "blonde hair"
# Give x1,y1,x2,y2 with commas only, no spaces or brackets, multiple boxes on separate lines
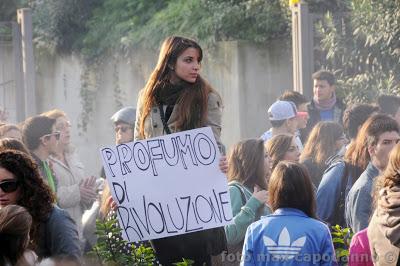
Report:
41,109,67,120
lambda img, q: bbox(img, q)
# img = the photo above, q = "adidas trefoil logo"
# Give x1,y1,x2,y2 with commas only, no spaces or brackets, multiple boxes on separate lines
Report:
263,227,306,260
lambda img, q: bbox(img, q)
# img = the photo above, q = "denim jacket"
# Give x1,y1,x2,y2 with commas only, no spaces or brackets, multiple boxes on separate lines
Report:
37,206,81,259
345,162,379,233
317,161,353,227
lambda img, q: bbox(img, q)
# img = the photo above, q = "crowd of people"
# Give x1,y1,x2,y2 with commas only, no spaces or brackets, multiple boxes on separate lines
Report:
1,35,400,266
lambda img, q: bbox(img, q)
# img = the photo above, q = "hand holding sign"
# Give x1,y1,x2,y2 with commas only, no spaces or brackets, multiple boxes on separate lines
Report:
100,127,233,243
218,156,228,174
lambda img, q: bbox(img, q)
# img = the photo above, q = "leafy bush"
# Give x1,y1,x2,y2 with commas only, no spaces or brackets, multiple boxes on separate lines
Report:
92,217,156,265
331,225,353,264
92,216,195,265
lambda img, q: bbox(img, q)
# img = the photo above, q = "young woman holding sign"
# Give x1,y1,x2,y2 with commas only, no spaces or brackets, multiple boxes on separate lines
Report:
135,36,224,265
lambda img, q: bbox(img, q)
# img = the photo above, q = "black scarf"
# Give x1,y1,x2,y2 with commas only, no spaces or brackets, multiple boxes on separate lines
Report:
155,81,187,105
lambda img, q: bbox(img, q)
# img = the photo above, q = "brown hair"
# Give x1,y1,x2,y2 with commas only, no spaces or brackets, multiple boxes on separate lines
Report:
375,143,400,191
0,138,30,154
345,114,399,172
0,124,20,138
278,90,308,107
138,36,217,138
373,143,400,209
312,70,335,85
41,109,67,120
227,139,267,190
301,122,344,166
22,115,56,151
268,161,316,218
377,95,400,117
265,134,294,171
0,205,32,265
342,103,380,140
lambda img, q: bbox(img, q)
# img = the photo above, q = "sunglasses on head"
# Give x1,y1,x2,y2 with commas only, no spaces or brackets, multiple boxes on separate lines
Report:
0,180,19,193
41,131,61,141
296,111,308,118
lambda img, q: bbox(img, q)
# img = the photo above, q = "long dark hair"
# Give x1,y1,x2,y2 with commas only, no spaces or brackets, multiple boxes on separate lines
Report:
227,139,268,190
301,121,344,166
139,36,217,137
0,205,32,265
0,150,55,251
268,161,316,218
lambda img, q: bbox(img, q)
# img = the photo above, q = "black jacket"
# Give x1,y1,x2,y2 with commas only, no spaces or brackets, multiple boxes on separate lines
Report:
300,99,345,143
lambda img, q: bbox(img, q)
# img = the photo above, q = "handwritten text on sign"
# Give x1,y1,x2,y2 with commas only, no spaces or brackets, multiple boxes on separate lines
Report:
100,127,233,242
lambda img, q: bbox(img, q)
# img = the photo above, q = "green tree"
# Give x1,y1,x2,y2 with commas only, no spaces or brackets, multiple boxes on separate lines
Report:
32,0,101,54
317,0,400,103
82,0,289,60
81,0,167,60
0,0,28,21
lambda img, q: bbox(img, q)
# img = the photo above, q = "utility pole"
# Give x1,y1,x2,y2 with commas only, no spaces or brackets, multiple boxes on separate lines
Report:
291,1,314,98
17,8,36,117
12,21,25,121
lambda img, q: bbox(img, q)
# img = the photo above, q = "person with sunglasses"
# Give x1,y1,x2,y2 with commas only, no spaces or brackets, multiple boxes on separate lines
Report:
21,115,60,193
42,109,98,249
279,90,309,152
260,100,299,147
111,106,136,144
0,149,81,260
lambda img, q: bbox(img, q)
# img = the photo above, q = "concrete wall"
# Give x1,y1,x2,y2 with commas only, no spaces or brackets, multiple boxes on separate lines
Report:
2,40,293,176
0,44,18,122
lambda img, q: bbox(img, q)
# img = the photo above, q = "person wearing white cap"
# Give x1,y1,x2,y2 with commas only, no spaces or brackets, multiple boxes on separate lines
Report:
260,100,299,142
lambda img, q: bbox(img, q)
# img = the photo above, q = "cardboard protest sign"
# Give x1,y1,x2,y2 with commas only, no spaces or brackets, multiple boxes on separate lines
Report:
100,127,233,243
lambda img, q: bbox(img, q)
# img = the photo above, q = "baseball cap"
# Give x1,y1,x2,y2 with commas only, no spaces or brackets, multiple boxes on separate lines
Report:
111,107,136,125
268,100,297,121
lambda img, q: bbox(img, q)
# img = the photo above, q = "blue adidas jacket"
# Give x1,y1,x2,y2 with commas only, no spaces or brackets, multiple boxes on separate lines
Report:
241,208,336,266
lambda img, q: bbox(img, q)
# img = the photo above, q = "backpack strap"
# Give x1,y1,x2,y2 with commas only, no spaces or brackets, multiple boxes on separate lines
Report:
229,183,247,205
